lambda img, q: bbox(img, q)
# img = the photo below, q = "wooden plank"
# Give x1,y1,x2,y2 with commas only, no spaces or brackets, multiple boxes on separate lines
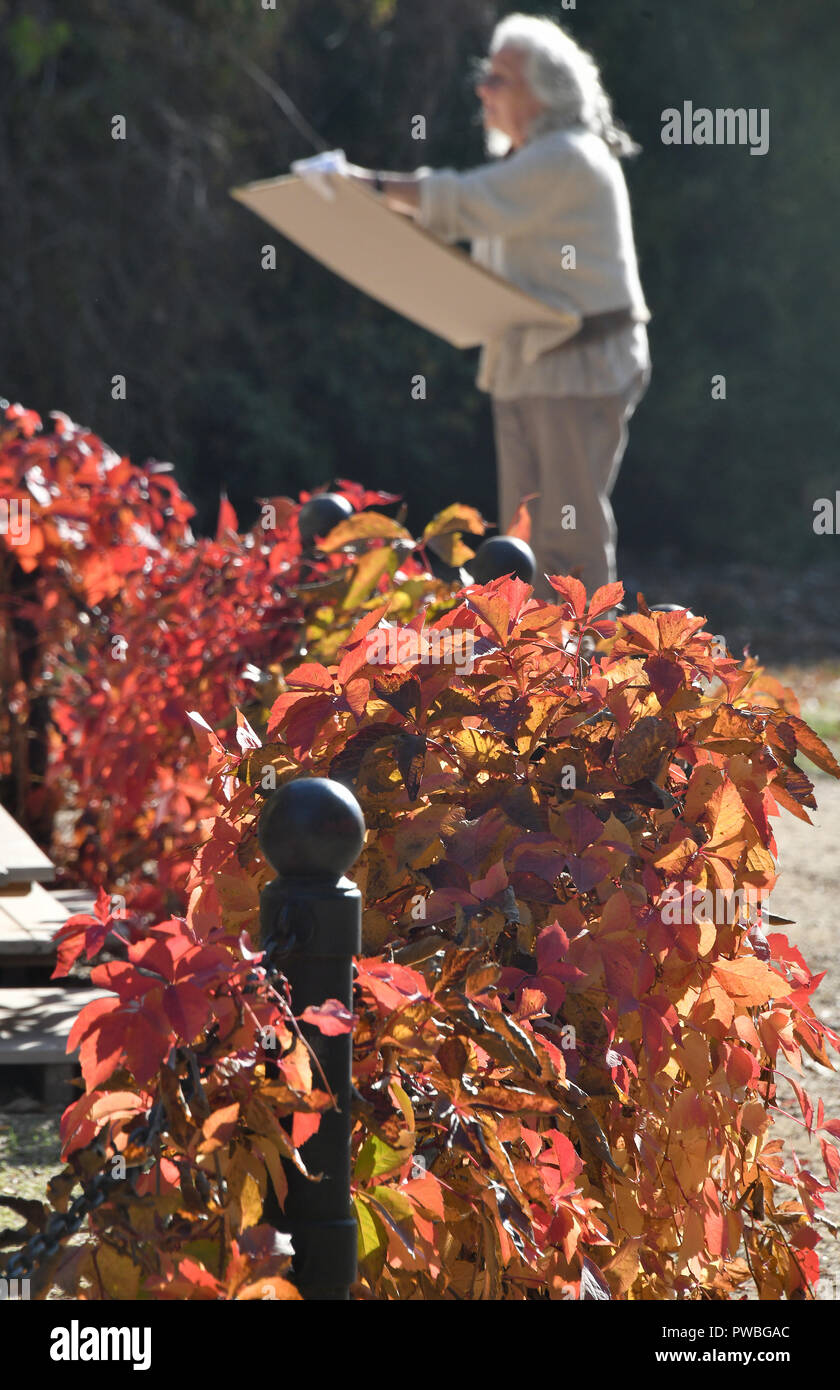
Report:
0,986,107,1064
50,889,97,914
0,804,55,885
0,882,74,958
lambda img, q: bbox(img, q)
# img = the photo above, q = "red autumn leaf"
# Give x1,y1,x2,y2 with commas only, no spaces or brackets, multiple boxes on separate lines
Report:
59,1091,100,1157
299,1000,355,1036
333,479,401,510
467,587,511,644
547,574,587,619
285,662,335,691
145,1258,225,1300
644,654,684,710
76,1004,170,1089
215,492,239,542
67,994,120,1056
702,1178,727,1257
163,980,212,1041
292,1111,321,1148
820,1139,840,1190
51,886,119,978
267,690,334,747
355,959,429,1013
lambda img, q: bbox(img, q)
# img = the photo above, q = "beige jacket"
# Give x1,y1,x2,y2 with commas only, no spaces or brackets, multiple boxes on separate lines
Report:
416,127,650,399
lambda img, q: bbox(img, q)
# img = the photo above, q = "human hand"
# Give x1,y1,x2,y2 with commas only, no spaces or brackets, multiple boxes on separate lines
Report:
290,149,349,200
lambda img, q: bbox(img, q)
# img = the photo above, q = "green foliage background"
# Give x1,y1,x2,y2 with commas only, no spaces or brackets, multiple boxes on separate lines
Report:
1,0,838,566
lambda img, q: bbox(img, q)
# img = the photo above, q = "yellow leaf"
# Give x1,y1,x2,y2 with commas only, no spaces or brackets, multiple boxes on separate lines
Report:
341,546,398,611
426,532,476,566
422,503,487,540
389,1080,415,1134
355,1193,386,1260
672,1134,713,1194
361,908,394,953
653,837,699,874
318,513,412,552
95,1245,141,1299
697,920,717,957
679,1205,705,1263
604,1238,642,1298
238,1171,264,1229
355,1132,410,1182
449,728,515,771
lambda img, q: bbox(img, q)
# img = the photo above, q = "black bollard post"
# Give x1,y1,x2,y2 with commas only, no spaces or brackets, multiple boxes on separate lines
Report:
258,777,365,1301
465,535,536,586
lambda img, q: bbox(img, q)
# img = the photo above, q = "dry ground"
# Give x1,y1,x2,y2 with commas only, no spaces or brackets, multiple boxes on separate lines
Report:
764,765,840,1297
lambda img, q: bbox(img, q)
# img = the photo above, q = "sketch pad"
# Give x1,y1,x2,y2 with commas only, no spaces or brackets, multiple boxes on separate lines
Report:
230,173,580,349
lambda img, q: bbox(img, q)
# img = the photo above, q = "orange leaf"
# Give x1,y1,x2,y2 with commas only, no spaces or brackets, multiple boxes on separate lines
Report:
468,589,510,644
617,613,659,651
201,1101,240,1150
713,956,790,1008
588,582,624,620
785,715,840,777
236,1278,301,1301
702,778,748,854
505,494,538,541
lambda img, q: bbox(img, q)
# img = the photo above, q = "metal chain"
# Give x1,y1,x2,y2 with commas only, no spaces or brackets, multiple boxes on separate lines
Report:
2,1117,155,1283
4,1170,121,1280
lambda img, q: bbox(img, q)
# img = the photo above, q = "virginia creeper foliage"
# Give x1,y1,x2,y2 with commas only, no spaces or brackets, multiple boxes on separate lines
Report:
2,402,839,1300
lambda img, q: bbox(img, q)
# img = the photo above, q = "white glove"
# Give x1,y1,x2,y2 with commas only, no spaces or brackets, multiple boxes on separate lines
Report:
290,149,349,201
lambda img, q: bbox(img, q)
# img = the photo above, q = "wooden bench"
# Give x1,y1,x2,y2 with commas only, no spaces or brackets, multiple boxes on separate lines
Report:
0,806,100,1103
0,985,107,1105
0,804,56,886
0,882,77,962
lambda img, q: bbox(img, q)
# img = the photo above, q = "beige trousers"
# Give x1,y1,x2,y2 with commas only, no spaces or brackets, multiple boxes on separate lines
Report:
491,373,648,600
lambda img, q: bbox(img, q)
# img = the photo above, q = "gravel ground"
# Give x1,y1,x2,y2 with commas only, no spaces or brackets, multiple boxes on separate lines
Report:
765,768,840,1299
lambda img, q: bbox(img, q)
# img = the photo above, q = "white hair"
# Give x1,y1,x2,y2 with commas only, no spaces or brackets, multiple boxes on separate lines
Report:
487,13,639,158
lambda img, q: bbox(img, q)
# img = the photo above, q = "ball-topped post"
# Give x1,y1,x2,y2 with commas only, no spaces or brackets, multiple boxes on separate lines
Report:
297,493,353,549
259,777,366,881
258,777,365,1300
649,602,697,619
466,534,537,585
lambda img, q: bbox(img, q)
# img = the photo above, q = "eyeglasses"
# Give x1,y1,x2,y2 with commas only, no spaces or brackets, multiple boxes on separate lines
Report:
471,57,511,90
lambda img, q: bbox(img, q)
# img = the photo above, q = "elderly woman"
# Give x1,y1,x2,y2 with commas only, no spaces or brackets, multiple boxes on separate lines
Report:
348,13,650,598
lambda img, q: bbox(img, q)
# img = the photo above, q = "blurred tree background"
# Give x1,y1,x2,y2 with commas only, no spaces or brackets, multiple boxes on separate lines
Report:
1,0,838,571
